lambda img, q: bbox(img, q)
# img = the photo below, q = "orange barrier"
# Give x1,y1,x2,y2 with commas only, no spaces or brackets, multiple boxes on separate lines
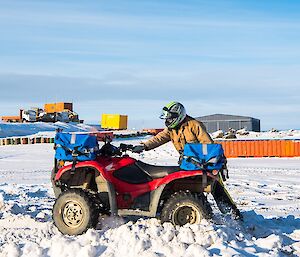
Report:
142,128,164,135
216,139,300,158
90,131,114,141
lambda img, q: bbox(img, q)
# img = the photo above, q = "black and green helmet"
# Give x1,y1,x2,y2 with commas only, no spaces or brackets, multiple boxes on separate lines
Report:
160,101,187,129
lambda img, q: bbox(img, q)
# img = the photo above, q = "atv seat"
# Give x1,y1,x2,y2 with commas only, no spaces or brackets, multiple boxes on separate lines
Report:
136,161,181,179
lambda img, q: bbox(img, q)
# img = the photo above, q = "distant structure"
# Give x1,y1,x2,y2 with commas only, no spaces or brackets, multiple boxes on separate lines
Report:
196,114,260,133
101,114,128,130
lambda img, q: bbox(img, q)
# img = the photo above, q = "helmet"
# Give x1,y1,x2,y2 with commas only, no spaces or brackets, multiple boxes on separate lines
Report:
160,101,186,129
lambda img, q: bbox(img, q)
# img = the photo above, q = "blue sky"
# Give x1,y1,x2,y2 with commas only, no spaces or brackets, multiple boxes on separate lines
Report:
0,0,300,130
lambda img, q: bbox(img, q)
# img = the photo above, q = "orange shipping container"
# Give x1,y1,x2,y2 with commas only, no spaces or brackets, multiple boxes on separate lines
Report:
216,139,300,158
1,116,21,122
44,102,73,113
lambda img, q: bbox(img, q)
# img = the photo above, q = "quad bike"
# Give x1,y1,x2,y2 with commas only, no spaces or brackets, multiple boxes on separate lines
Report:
51,138,230,235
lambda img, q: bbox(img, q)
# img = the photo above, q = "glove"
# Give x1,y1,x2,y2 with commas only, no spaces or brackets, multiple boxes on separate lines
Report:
132,144,145,153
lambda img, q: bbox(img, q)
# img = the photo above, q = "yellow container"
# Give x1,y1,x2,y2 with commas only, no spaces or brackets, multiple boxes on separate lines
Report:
101,114,128,130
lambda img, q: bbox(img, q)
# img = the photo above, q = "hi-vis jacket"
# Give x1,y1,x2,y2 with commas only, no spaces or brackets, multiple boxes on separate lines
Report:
143,116,214,152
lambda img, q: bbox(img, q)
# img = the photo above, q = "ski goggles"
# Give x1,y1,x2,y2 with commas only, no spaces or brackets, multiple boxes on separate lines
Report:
159,107,179,120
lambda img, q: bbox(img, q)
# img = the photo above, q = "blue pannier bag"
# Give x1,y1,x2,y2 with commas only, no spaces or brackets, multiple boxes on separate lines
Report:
55,132,99,161
180,143,225,171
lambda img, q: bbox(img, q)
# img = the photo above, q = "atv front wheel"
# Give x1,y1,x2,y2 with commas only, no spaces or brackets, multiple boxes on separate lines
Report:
53,189,99,235
161,191,211,226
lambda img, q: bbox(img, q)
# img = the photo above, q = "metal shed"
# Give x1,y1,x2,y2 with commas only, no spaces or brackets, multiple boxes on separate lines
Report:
196,114,260,133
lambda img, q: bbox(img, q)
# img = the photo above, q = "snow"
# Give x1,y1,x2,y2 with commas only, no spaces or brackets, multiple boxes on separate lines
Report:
0,122,98,139
220,129,300,141
209,128,300,141
0,140,299,256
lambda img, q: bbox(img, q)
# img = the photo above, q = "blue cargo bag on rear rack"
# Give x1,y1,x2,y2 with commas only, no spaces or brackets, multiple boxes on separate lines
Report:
180,143,225,171
54,132,99,162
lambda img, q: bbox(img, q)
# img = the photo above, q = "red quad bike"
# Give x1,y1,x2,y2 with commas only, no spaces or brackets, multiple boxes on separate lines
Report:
52,140,223,235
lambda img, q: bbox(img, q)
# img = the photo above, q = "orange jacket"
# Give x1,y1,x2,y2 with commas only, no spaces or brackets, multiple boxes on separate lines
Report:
143,116,214,152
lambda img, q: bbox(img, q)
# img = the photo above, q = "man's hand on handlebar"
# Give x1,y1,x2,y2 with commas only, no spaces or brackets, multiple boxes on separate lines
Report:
132,144,145,153
119,143,133,152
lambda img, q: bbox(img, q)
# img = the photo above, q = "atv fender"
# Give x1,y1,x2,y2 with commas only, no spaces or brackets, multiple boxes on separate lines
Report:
54,162,117,216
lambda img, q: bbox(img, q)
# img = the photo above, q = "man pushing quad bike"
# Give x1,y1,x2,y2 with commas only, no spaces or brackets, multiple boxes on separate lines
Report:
51,102,242,235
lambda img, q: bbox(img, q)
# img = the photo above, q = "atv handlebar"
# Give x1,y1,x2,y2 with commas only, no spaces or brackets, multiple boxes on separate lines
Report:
119,143,134,152
99,143,138,157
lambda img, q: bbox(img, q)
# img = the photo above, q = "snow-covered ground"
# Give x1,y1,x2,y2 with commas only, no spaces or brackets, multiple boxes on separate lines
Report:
0,122,98,139
0,140,299,256
212,128,300,140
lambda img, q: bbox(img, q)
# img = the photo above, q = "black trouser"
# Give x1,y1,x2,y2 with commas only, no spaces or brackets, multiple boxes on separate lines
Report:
212,180,241,218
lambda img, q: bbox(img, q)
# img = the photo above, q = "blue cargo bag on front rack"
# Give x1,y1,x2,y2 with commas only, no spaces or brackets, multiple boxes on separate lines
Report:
55,132,99,161
180,143,225,171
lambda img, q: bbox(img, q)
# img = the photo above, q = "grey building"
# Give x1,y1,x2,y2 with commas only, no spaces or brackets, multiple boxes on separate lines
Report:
196,114,260,133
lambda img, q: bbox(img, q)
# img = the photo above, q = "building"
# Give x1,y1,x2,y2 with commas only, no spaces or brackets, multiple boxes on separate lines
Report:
196,114,260,133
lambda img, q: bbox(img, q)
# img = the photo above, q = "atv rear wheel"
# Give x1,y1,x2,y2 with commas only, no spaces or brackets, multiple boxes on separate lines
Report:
161,191,211,226
53,189,99,235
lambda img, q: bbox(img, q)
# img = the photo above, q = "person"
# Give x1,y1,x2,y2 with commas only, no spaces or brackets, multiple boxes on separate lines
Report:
132,101,242,220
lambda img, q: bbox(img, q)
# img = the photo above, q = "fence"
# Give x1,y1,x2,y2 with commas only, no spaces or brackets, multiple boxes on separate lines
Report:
0,137,54,146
